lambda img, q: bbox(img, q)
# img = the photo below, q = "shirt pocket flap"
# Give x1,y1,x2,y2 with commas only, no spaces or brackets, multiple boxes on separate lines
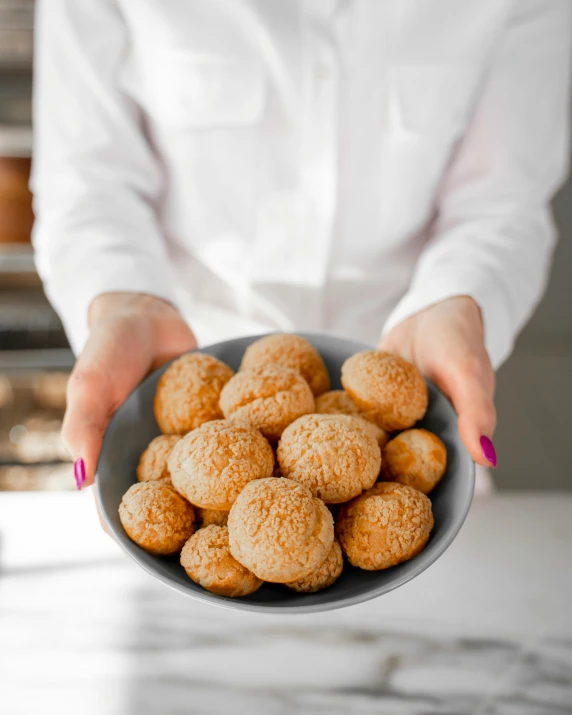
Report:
388,65,480,136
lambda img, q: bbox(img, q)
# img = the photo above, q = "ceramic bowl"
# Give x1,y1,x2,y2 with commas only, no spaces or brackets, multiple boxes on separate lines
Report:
97,333,474,614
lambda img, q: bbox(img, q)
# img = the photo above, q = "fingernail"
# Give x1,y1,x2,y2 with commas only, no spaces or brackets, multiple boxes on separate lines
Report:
74,458,86,490
480,436,497,468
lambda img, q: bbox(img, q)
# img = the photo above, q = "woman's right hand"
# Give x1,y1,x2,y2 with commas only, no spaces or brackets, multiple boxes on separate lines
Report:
62,292,197,490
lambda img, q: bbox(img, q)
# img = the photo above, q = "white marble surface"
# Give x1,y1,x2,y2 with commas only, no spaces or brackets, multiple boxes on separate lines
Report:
0,490,571,715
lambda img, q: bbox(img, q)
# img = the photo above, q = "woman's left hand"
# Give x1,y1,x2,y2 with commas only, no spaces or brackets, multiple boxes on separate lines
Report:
379,296,497,468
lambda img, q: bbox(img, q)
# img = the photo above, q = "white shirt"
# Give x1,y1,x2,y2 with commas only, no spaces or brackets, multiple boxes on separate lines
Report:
31,0,571,365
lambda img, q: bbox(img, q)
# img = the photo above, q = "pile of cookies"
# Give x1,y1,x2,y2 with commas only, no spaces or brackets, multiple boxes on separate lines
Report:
118,334,447,598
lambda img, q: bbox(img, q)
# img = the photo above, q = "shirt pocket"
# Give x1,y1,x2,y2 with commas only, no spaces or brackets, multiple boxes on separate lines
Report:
148,50,267,129
387,65,481,138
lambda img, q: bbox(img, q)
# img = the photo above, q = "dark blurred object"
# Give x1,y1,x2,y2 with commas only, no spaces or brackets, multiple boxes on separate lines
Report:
0,370,74,491
0,372,69,450
0,157,33,243
0,0,33,157
0,0,34,70
0,167,73,491
0,74,32,125
0,287,71,356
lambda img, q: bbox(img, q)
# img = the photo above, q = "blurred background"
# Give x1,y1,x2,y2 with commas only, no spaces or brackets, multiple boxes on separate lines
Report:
0,0,570,494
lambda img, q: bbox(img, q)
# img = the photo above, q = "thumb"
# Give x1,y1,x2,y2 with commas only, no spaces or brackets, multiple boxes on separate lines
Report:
432,354,497,469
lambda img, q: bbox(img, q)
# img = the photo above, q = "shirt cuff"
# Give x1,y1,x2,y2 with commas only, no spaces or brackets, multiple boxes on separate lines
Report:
381,270,515,369
39,252,181,356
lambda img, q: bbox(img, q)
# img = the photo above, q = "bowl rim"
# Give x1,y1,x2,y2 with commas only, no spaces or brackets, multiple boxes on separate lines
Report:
96,332,475,614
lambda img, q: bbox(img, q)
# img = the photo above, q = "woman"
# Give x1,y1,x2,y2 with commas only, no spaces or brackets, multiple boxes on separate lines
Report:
31,0,571,490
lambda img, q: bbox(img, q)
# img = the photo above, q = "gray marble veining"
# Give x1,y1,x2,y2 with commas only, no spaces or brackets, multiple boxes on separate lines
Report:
0,492,571,715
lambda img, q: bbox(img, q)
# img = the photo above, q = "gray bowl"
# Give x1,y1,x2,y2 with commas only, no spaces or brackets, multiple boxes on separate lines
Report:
97,333,474,614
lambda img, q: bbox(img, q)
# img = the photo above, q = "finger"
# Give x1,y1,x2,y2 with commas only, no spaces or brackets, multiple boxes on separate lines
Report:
378,320,415,363
151,319,197,370
456,384,497,469
62,321,150,488
62,361,117,489
431,354,497,468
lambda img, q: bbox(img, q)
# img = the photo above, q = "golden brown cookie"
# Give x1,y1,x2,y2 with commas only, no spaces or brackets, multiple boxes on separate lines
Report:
136,435,180,484
286,538,343,593
154,353,234,435
219,365,315,442
341,351,428,431
180,525,263,597
382,428,447,494
240,334,330,397
195,507,229,528
336,482,433,570
118,481,195,556
277,414,381,503
168,420,274,510
228,477,334,583
314,390,390,447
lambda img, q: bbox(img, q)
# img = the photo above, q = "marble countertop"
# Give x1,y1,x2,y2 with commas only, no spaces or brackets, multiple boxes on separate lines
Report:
0,490,571,715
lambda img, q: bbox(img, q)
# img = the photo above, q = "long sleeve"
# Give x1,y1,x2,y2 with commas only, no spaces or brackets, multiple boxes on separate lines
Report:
31,0,180,354
382,0,572,368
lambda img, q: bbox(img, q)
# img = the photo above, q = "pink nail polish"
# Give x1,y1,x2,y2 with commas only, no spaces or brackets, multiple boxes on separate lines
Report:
480,436,497,468
74,458,86,490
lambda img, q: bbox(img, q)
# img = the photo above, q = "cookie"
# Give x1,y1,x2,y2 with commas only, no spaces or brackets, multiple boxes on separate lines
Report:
240,334,330,397
285,538,343,593
341,351,428,431
118,481,195,555
136,434,180,483
220,365,315,441
336,482,433,570
154,353,234,435
168,420,274,510
195,507,229,529
315,390,390,447
228,477,334,583
180,525,262,597
277,414,381,503
382,428,447,494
